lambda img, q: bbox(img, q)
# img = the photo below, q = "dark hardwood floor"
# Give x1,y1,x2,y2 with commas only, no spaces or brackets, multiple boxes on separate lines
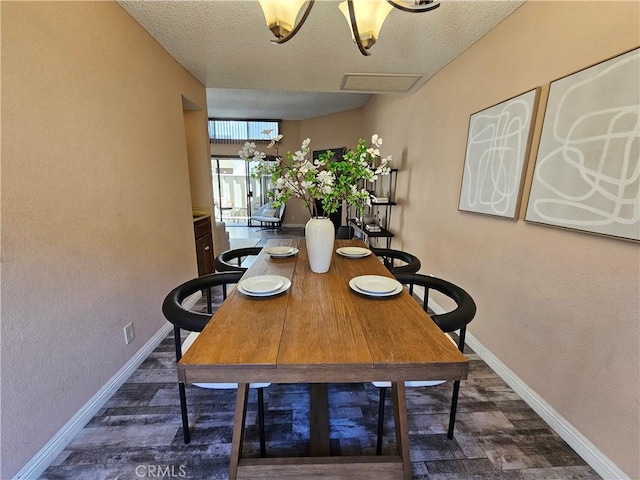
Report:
41,227,600,479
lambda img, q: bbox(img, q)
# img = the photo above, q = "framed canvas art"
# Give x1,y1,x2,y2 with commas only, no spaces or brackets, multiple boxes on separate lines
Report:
525,47,640,241
459,88,540,219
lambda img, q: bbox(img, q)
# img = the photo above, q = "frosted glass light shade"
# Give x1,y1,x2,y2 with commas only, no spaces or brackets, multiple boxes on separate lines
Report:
338,0,393,49
258,0,308,38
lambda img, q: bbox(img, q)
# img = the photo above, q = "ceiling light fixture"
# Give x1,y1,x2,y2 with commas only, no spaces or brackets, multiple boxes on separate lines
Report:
258,0,440,55
258,0,315,44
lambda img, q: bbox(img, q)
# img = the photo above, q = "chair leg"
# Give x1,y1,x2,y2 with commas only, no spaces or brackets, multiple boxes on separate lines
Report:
206,287,212,315
445,326,466,439
376,387,386,455
447,380,461,439
257,387,266,457
178,382,191,444
173,326,191,443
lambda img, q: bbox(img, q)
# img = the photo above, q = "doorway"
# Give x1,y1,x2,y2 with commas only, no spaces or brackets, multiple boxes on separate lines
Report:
211,157,269,226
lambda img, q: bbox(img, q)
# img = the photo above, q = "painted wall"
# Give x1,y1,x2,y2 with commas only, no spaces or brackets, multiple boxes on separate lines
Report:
1,2,208,477
363,2,639,477
184,109,214,214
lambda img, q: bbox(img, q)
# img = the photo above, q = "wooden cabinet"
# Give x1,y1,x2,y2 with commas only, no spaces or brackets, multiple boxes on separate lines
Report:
194,216,215,276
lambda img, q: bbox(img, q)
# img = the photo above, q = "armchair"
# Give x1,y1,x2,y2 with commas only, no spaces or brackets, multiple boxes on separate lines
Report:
250,202,285,229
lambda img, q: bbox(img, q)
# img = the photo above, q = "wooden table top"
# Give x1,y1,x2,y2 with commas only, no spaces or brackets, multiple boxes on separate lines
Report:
178,239,468,384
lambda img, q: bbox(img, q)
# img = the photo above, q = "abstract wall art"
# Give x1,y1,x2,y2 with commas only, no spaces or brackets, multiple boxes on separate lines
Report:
525,47,640,241
459,88,539,219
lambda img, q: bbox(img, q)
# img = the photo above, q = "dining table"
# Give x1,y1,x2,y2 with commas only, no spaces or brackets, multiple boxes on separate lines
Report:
178,238,469,480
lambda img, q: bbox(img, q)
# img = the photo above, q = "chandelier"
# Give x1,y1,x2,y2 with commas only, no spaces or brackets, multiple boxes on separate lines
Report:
258,0,441,56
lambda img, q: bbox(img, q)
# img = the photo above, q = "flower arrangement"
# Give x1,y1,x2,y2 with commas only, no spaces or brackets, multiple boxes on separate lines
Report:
239,132,391,218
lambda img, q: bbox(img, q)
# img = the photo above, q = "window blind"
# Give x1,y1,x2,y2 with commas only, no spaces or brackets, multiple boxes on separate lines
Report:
208,120,279,144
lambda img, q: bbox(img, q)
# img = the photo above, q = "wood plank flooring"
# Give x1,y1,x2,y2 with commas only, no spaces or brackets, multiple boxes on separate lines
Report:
41,228,601,479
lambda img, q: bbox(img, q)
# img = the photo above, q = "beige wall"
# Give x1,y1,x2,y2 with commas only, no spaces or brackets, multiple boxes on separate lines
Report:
184,108,213,214
1,2,207,477
363,2,639,477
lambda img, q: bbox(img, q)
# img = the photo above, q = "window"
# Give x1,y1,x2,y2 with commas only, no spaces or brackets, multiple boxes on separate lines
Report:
208,119,279,143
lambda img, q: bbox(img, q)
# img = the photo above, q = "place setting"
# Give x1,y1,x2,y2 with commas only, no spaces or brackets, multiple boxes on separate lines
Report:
348,275,403,297
265,245,299,258
336,246,371,258
237,275,291,297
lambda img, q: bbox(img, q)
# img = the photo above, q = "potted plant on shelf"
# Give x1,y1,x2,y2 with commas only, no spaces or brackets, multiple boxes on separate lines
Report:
239,132,391,273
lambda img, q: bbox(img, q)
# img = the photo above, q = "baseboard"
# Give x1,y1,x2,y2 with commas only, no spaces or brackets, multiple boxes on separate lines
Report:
282,223,306,228
427,295,629,480
15,291,626,480
13,322,174,480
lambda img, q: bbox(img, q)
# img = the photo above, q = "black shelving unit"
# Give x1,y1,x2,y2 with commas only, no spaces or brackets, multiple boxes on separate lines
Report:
348,169,398,248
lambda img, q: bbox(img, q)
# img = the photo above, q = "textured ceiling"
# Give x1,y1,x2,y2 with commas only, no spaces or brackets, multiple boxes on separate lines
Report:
119,0,524,120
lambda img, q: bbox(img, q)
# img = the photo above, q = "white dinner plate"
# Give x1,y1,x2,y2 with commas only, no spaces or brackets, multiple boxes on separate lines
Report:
349,275,403,297
240,275,284,294
238,276,292,297
354,275,399,294
266,246,299,257
336,246,371,258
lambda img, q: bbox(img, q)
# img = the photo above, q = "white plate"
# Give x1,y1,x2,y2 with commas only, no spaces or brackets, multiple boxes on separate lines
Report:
349,278,403,297
238,277,292,297
351,275,402,295
265,246,294,255
354,275,399,293
240,275,284,294
266,246,299,257
336,246,371,258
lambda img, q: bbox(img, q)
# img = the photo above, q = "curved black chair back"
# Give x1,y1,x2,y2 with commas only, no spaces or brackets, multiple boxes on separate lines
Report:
336,226,354,239
370,247,421,275
214,247,262,273
162,271,243,333
394,273,476,339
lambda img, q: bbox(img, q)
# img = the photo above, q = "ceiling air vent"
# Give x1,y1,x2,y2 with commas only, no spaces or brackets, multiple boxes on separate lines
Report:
341,73,422,93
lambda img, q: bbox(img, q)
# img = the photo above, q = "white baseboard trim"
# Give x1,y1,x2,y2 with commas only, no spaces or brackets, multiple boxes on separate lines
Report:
428,294,629,480
15,289,626,480
13,321,174,480
282,223,306,228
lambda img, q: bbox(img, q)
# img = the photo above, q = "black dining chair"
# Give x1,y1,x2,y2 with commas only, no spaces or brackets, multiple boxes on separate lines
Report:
370,247,421,274
214,247,263,273
336,225,354,239
162,271,269,456
373,273,476,453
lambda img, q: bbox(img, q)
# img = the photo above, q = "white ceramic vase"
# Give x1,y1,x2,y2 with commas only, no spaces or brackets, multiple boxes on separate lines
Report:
305,217,334,274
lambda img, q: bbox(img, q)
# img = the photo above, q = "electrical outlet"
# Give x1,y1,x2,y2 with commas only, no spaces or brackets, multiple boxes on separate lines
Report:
124,322,135,345
291,215,296,221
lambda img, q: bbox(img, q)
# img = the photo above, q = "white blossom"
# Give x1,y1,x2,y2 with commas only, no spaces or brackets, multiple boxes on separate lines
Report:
293,150,306,162
317,170,334,185
240,133,389,219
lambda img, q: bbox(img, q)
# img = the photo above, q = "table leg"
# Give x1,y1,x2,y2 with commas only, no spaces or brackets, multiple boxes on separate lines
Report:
309,383,330,456
233,383,405,479
391,382,411,480
229,383,249,480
